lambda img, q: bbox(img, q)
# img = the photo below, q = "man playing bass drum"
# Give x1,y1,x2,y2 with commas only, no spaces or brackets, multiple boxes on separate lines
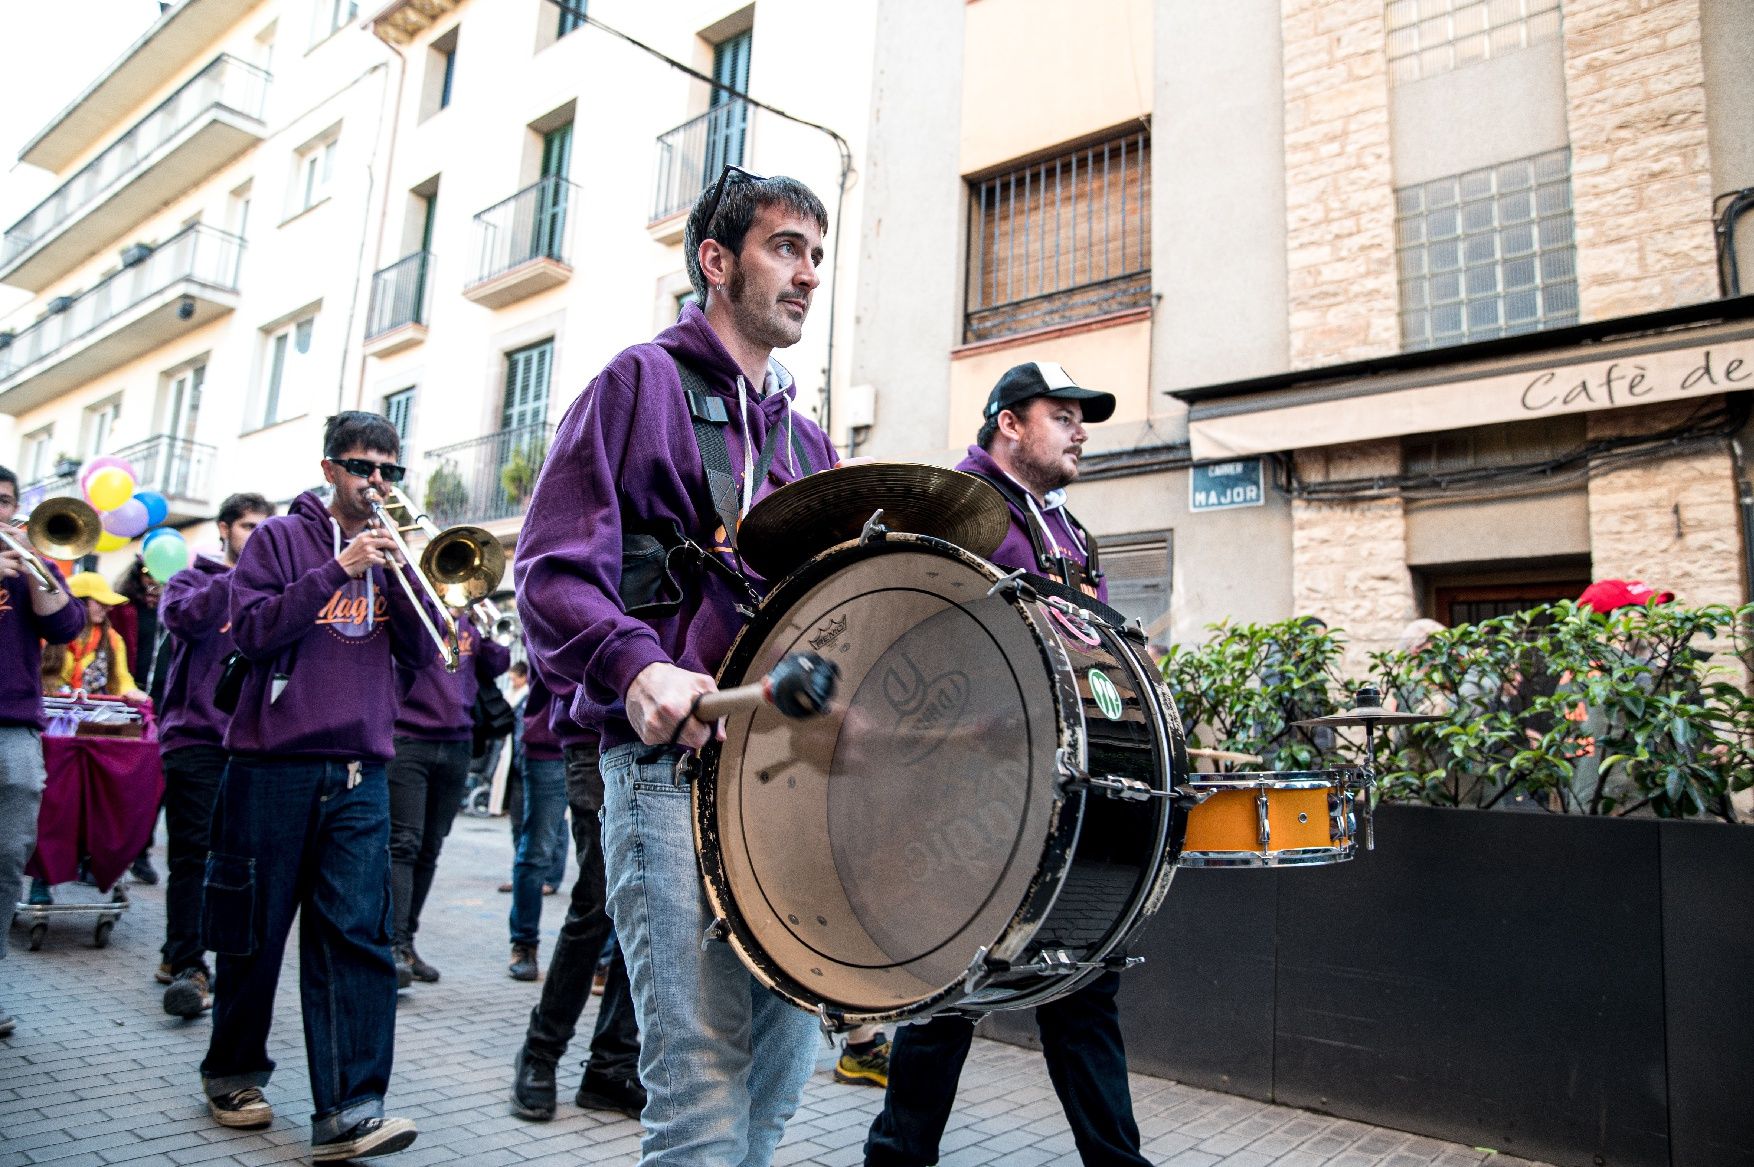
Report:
863,361,1151,1167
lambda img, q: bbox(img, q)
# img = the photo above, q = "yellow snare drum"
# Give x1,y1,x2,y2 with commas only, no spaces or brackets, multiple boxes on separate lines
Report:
1177,771,1360,868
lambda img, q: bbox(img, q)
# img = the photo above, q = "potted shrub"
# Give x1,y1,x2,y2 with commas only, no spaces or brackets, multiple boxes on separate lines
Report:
423,462,468,524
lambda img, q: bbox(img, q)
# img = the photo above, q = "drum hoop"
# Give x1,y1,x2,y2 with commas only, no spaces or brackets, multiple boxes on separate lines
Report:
1186,769,1359,792
1176,844,1357,869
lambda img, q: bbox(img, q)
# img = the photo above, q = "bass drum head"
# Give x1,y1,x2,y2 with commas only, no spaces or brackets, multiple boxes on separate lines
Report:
698,538,1073,1020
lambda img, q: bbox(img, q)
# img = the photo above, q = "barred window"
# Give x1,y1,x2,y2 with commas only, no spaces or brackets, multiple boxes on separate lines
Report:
965,129,1151,344
1101,537,1172,644
1386,0,1561,85
1396,148,1577,352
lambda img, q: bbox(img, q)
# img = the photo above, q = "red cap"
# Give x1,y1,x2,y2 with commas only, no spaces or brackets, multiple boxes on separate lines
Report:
1577,579,1674,613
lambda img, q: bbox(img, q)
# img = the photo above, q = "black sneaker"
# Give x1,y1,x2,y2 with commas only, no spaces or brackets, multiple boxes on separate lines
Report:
207,1086,273,1128
576,1072,646,1120
130,855,159,885
510,1047,558,1121
163,969,212,1019
392,946,414,990
406,943,440,983
311,1116,417,1161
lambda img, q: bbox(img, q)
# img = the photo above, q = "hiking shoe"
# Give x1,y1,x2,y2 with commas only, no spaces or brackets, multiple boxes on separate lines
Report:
406,943,440,983
392,946,414,990
833,1036,891,1088
130,855,159,885
576,1072,646,1119
590,961,608,997
508,943,540,982
154,961,174,985
497,881,513,893
163,969,212,1019
509,1047,558,1121
208,1086,273,1128
312,1116,417,1161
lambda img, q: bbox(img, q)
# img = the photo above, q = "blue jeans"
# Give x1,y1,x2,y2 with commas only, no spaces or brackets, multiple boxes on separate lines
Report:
199,757,399,1144
509,757,568,947
600,742,819,1166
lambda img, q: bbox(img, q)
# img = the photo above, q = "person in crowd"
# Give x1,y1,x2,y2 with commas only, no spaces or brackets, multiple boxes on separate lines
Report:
153,492,274,1019
113,556,164,885
507,673,567,981
514,167,837,1165
509,677,643,1120
0,465,85,1036
198,412,432,1161
390,601,509,987
864,362,1151,1167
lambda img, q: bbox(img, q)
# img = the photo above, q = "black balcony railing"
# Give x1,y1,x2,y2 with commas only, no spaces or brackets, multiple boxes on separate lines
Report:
422,422,554,528
113,434,218,503
468,177,577,286
367,251,433,338
651,99,750,222
2,55,270,268
0,224,244,384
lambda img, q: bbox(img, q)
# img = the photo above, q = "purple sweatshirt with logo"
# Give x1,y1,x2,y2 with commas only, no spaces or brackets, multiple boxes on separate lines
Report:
0,563,86,729
224,491,438,761
956,445,1108,604
394,612,511,741
513,302,839,749
157,555,239,751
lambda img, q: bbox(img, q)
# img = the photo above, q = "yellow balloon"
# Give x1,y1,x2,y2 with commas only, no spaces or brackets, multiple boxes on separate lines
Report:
86,466,135,511
95,530,131,553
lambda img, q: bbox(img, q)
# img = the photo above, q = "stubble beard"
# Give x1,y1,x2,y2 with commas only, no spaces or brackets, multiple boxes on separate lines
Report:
728,266,806,352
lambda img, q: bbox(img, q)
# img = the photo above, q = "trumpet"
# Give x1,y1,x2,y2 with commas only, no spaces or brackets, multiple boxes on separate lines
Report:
0,497,102,592
365,485,506,673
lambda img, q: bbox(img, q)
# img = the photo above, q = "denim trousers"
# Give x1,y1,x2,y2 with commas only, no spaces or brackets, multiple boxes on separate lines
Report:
508,762,570,887
864,972,1148,1167
522,744,640,1084
160,744,227,975
387,736,472,945
0,725,46,967
600,742,819,1167
199,756,399,1143
509,756,568,946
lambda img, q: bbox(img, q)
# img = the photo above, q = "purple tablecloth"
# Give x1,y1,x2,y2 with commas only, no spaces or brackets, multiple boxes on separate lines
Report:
27,731,164,891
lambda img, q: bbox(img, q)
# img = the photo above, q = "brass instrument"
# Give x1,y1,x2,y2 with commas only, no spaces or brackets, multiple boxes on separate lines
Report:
366,486,506,672
0,497,102,592
491,610,521,648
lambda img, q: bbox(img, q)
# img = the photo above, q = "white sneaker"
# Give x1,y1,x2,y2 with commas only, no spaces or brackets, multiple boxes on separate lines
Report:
207,1086,272,1128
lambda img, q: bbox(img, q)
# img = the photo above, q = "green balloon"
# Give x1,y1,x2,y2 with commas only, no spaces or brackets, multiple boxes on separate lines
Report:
142,531,190,581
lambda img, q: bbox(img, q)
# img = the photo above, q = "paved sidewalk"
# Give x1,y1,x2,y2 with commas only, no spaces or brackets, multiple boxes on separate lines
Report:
2,814,1551,1167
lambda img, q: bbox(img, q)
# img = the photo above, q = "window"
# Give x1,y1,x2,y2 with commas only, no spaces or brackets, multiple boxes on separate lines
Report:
1101,538,1173,645
557,0,585,37
384,388,415,445
261,314,316,428
704,31,752,177
424,27,460,118
965,129,1152,344
1397,148,1576,351
501,341,552,433
319,0,359,40
22,427,54,483
293,132,339,213
1386,0,1562,85
83,397,123,456
439,44,456,108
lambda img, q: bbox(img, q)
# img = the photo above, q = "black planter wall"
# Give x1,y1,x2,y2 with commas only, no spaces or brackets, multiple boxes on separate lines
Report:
979,805,1754,1167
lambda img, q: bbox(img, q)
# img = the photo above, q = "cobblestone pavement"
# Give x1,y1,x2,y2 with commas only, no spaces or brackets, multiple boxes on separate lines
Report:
2,814,1553,1167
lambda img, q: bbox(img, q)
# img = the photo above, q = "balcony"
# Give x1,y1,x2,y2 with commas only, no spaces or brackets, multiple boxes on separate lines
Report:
364,251,433,357
0,224,244,415
650,99,750,242
1,55,269,293
421,423,554,533
112,434,219,519
461,177,577,309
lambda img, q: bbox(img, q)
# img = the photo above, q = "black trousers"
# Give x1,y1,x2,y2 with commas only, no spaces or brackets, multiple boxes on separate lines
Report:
160,744,227,975
864,972,1148,1167
386,736,472,946
522,744,640,1084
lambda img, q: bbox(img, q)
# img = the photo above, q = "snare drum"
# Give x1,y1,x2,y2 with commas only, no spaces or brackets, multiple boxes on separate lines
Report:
694,533,1189,1027
1177,770,1361,868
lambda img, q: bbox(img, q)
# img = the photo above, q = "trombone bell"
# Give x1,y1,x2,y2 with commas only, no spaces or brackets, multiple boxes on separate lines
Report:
421,525,505,609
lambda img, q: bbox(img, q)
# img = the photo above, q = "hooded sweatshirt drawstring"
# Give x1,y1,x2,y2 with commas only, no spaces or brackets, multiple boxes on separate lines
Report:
331,516,374,623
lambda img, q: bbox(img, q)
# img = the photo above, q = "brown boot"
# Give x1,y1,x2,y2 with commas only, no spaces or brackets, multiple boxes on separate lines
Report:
508,943,540,982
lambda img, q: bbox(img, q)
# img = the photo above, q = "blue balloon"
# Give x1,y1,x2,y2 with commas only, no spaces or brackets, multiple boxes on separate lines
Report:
143,526,179,547
134,491,169,528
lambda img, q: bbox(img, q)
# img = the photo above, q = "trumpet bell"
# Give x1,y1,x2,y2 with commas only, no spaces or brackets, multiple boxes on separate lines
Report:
29,497,103,561
420,524,505,608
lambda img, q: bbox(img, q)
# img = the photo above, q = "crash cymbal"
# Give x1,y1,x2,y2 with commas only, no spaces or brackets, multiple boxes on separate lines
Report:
1186,748,1266,764
1294,707,1446,728
737,463,1011,581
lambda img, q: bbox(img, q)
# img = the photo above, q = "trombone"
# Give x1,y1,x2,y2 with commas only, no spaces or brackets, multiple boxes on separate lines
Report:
364,485,505,673
0,497,102,592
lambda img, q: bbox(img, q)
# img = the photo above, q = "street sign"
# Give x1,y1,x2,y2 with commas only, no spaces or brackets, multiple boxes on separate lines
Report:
1189,457,1264,512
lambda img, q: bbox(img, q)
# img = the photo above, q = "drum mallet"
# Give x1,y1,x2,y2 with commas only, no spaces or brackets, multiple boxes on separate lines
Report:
691,651,840,725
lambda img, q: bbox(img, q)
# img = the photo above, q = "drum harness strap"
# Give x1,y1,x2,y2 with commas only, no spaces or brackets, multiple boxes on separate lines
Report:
962,468,1103,597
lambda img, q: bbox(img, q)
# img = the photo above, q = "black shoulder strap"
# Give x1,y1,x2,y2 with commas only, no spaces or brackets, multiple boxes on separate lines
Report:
963,467,1101,591
673,357,741,549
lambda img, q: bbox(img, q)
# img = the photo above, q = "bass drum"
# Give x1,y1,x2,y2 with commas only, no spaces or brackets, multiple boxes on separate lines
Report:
694,533,1188,1028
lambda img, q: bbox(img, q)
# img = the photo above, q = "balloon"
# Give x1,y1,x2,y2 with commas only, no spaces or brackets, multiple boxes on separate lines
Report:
143,526,178,546
102,499,150,539
85,467,136,511
142,531,190,581
80,455,134,488
134,491,168,528
95,530,131,553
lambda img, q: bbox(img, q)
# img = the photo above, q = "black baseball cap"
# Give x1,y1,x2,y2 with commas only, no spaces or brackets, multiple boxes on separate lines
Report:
983,361,1116,424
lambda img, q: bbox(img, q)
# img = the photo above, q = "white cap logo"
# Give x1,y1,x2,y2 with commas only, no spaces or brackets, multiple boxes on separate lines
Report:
1035,361,1077,390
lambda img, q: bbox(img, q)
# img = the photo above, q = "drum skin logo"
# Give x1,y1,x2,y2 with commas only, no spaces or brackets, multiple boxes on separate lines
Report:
882,655,970,765
808,615,849,653
1087,669,1124,720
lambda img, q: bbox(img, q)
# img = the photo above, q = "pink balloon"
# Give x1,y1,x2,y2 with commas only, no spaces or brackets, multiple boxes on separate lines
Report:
101,498,150,539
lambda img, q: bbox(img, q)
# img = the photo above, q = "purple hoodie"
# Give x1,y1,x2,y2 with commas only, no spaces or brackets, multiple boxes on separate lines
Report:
156,555,238,750
394,611,511,741
0,563,86,728
956,445,1109,604
522,676,564,762
514,302,839,749
224,490,438,761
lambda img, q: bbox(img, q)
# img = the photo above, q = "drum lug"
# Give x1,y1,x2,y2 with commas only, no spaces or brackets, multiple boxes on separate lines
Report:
702,917,730,948
1256,789,1271,849
815,1003,848,1043
1103,952,1145,973
985,569,1035,601
859,509,889,546
962,945,995,994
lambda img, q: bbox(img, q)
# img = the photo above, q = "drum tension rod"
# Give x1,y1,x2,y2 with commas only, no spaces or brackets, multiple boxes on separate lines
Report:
702,917,730,949
986,569,1036,601
859,509,889,546
815,1003,848,1043
1068,772,1174,802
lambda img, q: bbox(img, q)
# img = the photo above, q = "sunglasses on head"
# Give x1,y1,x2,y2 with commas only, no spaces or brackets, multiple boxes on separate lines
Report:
330,456,407,483
697,164,767,241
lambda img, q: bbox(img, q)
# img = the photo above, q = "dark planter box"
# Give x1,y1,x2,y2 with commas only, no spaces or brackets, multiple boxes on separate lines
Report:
979,805,1754,1167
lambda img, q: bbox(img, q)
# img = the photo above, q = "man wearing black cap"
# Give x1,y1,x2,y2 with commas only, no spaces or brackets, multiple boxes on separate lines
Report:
863,361,1149,1167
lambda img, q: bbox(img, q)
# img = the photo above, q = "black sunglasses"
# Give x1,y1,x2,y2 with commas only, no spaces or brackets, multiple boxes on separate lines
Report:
331,456,407,483
697,164,766,241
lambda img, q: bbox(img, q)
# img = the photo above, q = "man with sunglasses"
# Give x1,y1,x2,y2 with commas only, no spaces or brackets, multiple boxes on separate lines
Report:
515,166,837,1165
199,412,435,1162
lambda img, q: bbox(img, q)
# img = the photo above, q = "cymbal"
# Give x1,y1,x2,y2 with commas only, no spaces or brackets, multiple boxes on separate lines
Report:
1294,707,1445,728
737,463,1011,581
1186,748,1265,764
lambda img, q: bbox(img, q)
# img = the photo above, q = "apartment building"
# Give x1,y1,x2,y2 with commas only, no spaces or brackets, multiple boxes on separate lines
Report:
0,0,401,540
852,0,1754,663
